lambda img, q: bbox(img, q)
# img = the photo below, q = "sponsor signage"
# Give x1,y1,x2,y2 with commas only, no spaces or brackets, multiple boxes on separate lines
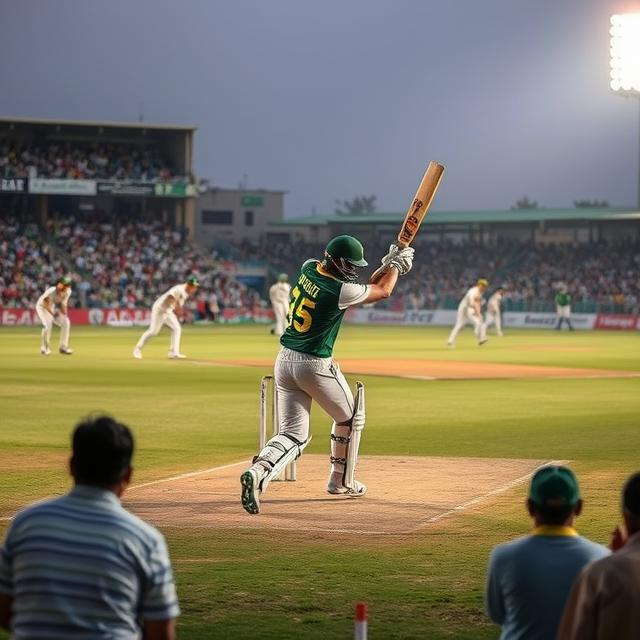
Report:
0,308,88,325
345,308,456,326
594,314,640,330
97,181,156,196
241,195,264,207
29,178,97,196
0,178,27,193
345,308,599,330
502,312,596,330
88,308,151,327
154,182,197,197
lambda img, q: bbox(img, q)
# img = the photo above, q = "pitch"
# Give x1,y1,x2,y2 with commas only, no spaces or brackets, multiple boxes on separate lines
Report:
1,325,639,639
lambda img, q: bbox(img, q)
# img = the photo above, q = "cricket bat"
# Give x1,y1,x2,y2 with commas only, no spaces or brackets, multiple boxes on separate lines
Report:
396,161,445,248
372,161,445,278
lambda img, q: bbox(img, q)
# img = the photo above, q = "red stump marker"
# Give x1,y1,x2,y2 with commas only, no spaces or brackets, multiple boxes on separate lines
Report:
355,602,368,640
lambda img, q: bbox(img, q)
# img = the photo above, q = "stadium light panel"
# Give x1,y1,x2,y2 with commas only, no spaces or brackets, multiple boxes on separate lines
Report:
610,13,640,93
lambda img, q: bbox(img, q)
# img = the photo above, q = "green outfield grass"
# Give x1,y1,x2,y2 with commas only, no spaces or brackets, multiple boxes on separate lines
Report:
0,325,639,639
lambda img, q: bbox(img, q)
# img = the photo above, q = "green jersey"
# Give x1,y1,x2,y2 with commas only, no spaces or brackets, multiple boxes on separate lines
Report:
555,292,571,306
280,260,359,358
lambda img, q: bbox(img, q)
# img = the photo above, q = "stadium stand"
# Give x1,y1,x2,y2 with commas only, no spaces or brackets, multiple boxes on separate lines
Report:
0,140,178,181
0,212,262,317
245,236,640,313
2,211,638,315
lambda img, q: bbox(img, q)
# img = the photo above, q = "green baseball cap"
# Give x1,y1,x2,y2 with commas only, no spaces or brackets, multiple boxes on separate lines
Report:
57,276,72,287
529,466,580,508
186,275,200,287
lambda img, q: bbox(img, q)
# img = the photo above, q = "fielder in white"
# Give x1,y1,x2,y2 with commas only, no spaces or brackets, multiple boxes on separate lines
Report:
447,278,489,347
269,273,291,337
133,276,199,359
483,286,505,337
36,276,73,356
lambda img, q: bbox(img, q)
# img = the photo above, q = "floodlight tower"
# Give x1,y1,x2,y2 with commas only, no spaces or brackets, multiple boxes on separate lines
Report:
610,13,640,208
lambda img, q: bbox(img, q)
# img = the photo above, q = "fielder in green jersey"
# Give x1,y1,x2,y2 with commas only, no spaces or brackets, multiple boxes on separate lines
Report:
241,235,415,514
555,287,573,331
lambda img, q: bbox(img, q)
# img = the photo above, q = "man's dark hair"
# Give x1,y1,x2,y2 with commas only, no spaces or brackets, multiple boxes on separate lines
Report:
72,415,134,486
623,472,640,517
533,503,575,526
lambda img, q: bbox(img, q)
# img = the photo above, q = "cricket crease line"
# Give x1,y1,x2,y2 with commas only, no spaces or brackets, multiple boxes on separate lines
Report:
416,458,569,529
0,460,249,522
127,460,248,491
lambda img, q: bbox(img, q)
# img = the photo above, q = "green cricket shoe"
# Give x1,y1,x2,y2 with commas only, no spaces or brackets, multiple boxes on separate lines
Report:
240,469,261,514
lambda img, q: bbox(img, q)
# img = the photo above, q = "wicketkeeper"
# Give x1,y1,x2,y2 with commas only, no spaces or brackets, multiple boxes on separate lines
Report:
241,235,414,514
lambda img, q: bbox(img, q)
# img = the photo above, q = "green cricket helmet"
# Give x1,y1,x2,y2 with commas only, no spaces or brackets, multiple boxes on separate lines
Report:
186,275,200,287
323,235,368,282
57,276,72,288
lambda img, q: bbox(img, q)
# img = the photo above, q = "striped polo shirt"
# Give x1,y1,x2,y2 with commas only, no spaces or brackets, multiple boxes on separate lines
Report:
0,485,180,639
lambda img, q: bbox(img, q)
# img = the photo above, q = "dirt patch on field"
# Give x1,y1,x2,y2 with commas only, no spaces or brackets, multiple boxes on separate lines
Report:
124,455,552,535
195,358,639,381
0,450,67,471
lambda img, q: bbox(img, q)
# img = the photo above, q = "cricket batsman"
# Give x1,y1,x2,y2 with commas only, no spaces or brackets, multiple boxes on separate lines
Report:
447,278,489,347
35,276,74,355
133,275,199,359
240,235,414,514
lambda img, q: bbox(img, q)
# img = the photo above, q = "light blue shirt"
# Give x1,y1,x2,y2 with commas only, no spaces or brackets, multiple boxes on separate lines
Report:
0,485,180,639
486,526,609,640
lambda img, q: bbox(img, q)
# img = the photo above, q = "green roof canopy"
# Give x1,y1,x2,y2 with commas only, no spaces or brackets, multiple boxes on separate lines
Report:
274,208,640,227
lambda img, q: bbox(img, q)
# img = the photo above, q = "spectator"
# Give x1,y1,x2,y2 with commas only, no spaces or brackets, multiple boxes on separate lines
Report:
0,139,181,182
485,465,609,640
558,472,640,640
0,415,180,639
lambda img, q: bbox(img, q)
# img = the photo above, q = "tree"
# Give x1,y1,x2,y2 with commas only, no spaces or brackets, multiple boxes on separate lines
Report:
511,196,539,210
334,195,377,215
573,199,609,208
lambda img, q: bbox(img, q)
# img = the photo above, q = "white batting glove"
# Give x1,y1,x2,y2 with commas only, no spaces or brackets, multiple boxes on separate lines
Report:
388,247,415,276
380,243,400,266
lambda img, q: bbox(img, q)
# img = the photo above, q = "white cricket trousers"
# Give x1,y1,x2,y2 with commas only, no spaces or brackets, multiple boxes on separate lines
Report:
448,307,486,344
271,300,289,337
274,347,354,443
36,307,70,349
136,305,181,353
484,309,503,336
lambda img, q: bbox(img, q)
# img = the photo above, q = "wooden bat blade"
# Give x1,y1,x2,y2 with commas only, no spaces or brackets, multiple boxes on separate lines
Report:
397,161,445,248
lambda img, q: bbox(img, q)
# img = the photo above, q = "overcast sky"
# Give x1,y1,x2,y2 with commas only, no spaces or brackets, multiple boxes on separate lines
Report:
1,0,639,216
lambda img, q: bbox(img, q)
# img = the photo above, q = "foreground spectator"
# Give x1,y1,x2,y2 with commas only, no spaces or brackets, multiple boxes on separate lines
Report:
0,415,180,639
486,466,609,640
558,472,640,640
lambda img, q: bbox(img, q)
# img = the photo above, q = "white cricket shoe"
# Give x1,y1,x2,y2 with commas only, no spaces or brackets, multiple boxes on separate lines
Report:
133,347,143,359
327,480,367,497
40,347,51,356
168,352,187,359
59,347,73,355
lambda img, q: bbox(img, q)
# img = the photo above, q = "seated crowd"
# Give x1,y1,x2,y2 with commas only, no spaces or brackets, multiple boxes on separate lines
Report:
0,213,261,318
0,139,179,182
251,236,640,313
0,215,67,308
2,214,639,315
